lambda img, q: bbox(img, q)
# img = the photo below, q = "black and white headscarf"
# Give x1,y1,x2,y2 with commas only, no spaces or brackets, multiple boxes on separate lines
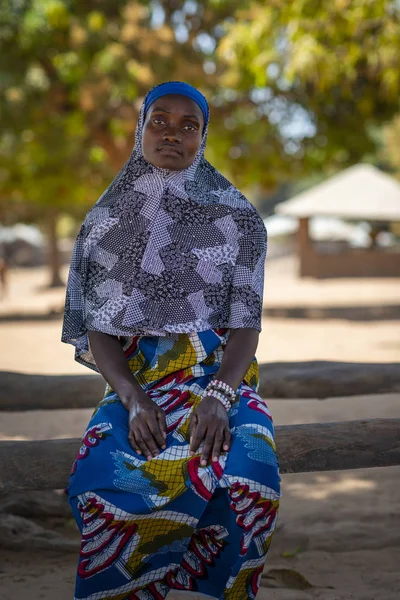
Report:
62,83,267,369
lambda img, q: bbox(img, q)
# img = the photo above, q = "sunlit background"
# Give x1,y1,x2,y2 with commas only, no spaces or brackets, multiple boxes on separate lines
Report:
0,2,399,599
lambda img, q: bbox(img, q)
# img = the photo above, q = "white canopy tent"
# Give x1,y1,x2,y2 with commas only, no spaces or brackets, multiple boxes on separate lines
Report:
277,164,400,222
274,164,400,278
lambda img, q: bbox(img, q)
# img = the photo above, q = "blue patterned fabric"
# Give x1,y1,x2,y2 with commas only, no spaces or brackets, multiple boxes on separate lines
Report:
67,329,281,600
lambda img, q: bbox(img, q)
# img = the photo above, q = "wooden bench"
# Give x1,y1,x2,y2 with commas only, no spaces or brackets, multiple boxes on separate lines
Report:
0,362,399,492
1,361,400,411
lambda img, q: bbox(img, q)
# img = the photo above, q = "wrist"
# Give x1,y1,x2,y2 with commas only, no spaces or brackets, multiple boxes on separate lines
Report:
119,389,146,410
213,372,239,393
208,378,236,402
202,390,231,412
114,378,142,404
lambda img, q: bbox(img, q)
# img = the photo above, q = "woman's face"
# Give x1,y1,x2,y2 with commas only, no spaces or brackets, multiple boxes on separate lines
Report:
142,94,204,170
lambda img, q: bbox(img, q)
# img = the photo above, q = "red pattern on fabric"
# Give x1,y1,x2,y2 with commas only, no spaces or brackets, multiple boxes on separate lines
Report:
71,424,111,475
78,496,138,578
229,482,278,555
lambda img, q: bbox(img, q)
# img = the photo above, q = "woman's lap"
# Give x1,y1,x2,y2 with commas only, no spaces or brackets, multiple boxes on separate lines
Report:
68,378,280,600
68,380,280,499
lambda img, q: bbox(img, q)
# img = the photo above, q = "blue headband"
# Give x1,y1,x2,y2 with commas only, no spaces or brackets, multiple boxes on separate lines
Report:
143,81,209,124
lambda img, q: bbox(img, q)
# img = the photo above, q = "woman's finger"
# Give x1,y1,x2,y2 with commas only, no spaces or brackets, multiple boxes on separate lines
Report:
200,426,216,466
190,420,206,455
211,428,224,462
128,430,142,455
156,410,167,449
134,426,154,460
189,413,198,454
223,427,232,452
189,412,198,435
146,410,164,449
140,421,162,459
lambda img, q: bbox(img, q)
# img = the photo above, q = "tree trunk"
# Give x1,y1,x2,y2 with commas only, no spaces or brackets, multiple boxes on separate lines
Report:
1,361,400,411
45,211,64,288
1,419,399,492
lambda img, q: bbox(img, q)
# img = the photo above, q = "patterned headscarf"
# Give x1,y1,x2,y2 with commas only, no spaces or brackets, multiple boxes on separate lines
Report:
62,82,267,370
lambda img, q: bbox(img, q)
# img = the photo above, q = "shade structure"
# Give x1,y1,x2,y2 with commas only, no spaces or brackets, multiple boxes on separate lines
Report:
277,164,400,222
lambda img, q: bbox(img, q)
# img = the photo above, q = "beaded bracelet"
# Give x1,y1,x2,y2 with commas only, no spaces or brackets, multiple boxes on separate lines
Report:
204,389,232,411
207,378,236,402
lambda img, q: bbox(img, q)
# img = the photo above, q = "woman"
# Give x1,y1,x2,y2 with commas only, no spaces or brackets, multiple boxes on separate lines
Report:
62,81,281,600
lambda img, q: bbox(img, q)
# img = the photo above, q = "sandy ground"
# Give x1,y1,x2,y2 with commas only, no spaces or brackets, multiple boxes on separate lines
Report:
0,257,399,600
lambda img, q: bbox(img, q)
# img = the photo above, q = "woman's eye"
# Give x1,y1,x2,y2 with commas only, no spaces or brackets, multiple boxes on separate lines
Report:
153,118,166,125
183,124,197,131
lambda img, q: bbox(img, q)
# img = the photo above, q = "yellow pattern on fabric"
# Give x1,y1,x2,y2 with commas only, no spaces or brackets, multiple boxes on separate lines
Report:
252,432,277,453
243,359,259,390
203,352,216,366
139,456,190,502
127,335,197,387
175,390,203,442
127,350,148,387
124,517,193,575
259,499,280,555
156,335,195,374
104,591,135,600
110,333,260,397
224,565,259,600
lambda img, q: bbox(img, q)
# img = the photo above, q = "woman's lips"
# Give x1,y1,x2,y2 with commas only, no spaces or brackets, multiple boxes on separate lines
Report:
158,145,182,156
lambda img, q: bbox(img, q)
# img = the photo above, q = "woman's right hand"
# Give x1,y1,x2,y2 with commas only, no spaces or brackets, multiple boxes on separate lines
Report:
127,391,167,460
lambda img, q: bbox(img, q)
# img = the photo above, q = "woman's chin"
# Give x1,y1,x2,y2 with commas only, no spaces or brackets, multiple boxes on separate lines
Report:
146,153,187,171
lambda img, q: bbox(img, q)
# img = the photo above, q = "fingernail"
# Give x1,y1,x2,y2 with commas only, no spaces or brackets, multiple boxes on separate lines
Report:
137,450,142,454
212,456,218,462
163,432,167,438
223,444,229,450
161,444,166,449
147,455,152,460
201,459,207,466
190,450,194,455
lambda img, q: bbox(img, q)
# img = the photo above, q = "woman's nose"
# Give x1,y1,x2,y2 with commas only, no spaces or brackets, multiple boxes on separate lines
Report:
163,125,181,142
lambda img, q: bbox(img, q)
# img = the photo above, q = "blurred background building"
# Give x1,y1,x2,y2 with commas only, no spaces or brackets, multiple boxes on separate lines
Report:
273,164,400,277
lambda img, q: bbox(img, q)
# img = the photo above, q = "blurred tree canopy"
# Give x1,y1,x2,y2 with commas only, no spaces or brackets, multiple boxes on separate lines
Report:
217,0,400,173
1,0,400,285
0,0,237,284
383,114,400,175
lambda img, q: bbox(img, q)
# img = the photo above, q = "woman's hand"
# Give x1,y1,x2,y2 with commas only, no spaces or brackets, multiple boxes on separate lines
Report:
189,396,231,466
127,391,167,460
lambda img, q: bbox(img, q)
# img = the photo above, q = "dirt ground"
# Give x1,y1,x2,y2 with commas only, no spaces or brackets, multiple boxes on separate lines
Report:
0,256,399,600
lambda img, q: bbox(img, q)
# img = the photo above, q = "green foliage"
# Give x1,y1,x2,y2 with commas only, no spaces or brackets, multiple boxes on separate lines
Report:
1,0,400,228
0,0,235,222
216,0,400,178
383,114,400,177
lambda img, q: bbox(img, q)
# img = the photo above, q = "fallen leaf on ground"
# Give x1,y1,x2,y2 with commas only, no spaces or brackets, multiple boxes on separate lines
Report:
281,546,303,558
261,568,314,589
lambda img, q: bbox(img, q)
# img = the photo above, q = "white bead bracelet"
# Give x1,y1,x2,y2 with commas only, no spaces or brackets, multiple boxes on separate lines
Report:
207,378,236,402
204,389,232,411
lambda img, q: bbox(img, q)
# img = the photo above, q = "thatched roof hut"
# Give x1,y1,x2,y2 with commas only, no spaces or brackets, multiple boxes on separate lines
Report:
276,164,400,278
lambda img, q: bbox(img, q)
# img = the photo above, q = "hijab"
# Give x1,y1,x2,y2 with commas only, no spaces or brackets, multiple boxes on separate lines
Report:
62,82,267,371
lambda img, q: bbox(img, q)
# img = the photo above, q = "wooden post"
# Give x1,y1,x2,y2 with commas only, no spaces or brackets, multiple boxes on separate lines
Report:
0,419,399,492
298,217,311,277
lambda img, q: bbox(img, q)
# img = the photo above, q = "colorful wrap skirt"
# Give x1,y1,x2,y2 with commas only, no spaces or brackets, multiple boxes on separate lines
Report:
67,329,281,600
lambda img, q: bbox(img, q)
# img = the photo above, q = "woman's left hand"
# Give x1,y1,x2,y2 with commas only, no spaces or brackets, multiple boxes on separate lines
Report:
189,396,231,465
